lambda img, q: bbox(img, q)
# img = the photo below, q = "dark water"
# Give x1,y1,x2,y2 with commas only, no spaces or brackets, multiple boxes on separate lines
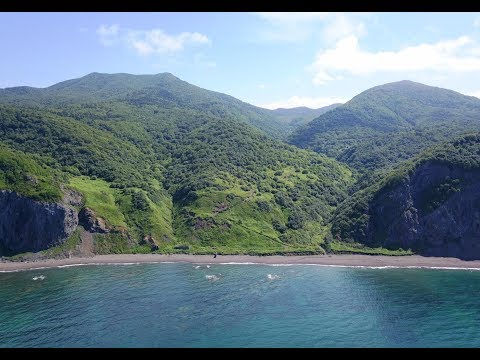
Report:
1,263,480,347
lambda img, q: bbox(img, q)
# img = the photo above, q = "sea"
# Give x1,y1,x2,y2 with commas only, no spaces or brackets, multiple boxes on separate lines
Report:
1,262,480,347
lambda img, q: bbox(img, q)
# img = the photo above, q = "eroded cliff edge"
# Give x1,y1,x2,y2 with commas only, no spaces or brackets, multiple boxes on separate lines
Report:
365,162,480,259
0,190,78,255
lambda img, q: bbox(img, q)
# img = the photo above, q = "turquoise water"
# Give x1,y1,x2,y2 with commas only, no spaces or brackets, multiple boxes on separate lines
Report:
1,263,480,347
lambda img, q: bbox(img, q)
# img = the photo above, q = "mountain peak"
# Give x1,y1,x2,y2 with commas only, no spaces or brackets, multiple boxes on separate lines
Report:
289,80,480,172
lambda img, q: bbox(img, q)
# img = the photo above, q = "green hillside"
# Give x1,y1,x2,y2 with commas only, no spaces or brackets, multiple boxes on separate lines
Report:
6,74,479,258
289,81,480,174
0,72,289,139
0,73,354,255
0,144,61,202
269,104,341,132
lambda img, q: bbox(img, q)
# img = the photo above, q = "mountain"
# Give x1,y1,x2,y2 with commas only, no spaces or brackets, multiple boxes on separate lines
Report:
0,72,290,139
289,81,480,174
331,133,480,259
269,104,341,128
0,73,354,257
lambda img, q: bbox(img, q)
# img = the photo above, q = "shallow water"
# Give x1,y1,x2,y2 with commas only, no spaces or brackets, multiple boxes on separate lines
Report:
1,263,480,347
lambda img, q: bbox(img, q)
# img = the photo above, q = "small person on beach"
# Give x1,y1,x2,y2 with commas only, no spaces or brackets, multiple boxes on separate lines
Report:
214,253,217,258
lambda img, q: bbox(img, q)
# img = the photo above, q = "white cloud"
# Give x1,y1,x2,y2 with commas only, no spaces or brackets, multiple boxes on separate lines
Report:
127,30,210,55
97,24,120,46
474,17,480,28
322,13,366,44
257,84,266,89
253,12,365,43
259,95,348,110
310,35,480,85
96,25,210,55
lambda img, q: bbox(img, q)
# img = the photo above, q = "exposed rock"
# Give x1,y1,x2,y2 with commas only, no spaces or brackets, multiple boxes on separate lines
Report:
365,162,480,259
141,234,159,251
0,190,78,255
193,217,231,231
24,174,38,185
79,207,110,233
62,187,83,207
213,202,229,214
194,217,216,230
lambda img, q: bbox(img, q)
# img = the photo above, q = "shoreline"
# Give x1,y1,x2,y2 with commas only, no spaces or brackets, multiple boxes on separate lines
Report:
2,253,480,272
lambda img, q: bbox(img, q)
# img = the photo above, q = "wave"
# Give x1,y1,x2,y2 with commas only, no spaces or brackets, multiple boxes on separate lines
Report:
2,261,480,273
205,274,220,281
32,275,46,281
0,261,177,273
217,262,480,271
219,262,257,265
267,274,280,280
194,265,212,270
267,263,480,271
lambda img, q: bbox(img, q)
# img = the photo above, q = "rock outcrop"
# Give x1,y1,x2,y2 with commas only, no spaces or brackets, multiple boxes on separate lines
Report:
365,162,480,259
62,187,83,207
140,235,159,251
0,190,78,255
78,207,109,233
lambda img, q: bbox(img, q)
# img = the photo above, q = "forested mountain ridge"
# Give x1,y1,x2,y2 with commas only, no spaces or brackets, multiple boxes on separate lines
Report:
0,73,354,257
269,104,341,130
0,72,291,139
289,80,480,175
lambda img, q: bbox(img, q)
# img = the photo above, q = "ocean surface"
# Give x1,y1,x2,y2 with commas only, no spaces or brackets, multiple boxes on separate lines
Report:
1,262,480,347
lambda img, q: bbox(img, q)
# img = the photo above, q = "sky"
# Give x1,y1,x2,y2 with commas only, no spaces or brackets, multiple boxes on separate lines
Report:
2,12,480,109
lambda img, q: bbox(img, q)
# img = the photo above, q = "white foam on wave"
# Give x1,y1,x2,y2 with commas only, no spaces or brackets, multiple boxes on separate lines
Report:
206,265,210,268
0,266,51,273
2,260,480,273
217,262,480,271
219,262,256,265
0,261,177,273
55,261,173,269
267,274,280,280
32,275,46,281
205,274,220,281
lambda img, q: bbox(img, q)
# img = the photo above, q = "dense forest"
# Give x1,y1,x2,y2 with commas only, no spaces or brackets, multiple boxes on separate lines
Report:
1,73,479,258
289,80,480,175
0,73,353,256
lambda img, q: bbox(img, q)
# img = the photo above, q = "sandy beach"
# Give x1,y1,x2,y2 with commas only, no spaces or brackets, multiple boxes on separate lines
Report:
2,253,480,272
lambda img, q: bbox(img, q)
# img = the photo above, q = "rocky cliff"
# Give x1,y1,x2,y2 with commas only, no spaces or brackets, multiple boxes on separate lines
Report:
365,162,480,259
0,190,78,255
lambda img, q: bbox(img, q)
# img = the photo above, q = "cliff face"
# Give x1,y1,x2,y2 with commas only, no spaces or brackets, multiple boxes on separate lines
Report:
366,162,480,259
0,190,78,255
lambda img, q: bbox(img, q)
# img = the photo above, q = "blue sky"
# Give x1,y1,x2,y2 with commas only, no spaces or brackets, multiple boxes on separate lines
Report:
2,12,480,108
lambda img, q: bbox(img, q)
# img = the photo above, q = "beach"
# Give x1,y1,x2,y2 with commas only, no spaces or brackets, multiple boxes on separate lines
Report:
2,253,480,272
